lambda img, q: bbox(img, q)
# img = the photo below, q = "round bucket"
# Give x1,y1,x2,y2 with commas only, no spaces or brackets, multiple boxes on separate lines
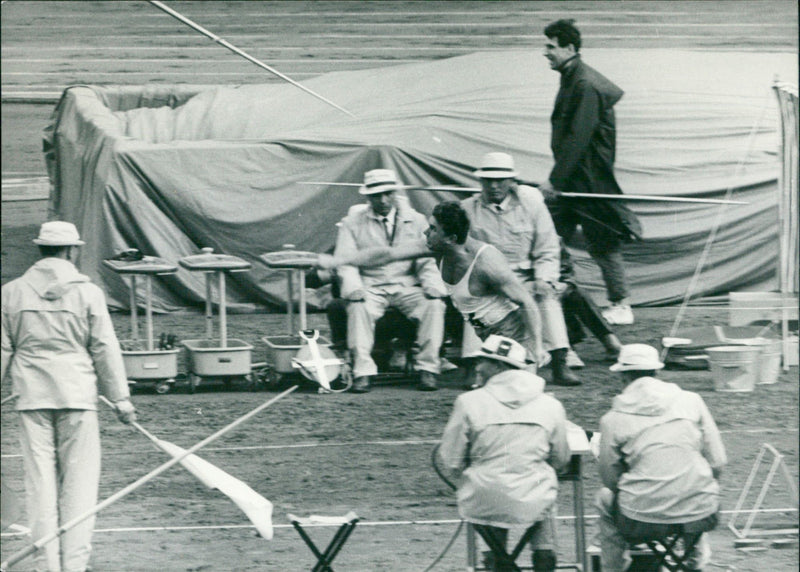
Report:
706,346,760,392
752,339,783,385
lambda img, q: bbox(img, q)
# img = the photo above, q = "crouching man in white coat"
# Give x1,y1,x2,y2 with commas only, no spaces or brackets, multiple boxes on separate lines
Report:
437,334,570,572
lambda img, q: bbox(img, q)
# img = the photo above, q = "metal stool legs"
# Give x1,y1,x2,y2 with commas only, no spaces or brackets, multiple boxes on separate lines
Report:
288,512,359,572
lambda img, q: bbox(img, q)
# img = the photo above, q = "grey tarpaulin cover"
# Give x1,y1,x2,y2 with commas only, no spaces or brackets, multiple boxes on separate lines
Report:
42,49,797,312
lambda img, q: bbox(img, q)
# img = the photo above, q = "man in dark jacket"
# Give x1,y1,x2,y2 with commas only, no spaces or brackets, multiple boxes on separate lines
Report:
539,19,642,326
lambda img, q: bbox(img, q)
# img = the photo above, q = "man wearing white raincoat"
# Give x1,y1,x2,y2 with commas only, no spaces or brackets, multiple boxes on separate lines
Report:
437,334,570,572
1,222,136,572
596,344,727,571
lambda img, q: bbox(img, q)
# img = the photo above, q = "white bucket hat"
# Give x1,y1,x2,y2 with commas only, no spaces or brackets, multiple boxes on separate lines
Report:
479,334,533,369
32,221,85,246
359,168,400,195
474,152,519,179
609,343,665,372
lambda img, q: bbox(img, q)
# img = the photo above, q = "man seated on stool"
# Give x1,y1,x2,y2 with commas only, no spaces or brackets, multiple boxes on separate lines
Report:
596,344,727,571
437,335,570,572
334,168,447,393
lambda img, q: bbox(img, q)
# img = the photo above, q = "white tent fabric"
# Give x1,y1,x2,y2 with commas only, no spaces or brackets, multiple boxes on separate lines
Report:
43,49,798,312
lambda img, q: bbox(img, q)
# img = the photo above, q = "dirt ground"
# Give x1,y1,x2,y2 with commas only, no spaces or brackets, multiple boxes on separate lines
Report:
1,287,798,571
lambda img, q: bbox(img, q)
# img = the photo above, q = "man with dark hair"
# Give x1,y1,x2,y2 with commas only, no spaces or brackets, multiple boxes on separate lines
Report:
540,19,642,326
437,334,570,571
1,221,136,572
318,201,549,369
596,344,727,571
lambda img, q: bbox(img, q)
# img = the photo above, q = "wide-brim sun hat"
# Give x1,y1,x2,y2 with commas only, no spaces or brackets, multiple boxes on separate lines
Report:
609,343,665,372
479,334,534,369
359,168,401,195
474,152,519,179
32,221,85,246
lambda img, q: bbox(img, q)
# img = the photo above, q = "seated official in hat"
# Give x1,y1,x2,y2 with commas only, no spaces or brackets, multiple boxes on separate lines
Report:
437,335,570,572
595,344,727,571
333,168,447,393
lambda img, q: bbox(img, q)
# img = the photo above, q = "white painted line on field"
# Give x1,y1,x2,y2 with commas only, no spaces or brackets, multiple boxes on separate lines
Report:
2,58,422,64
2,429,797,459
2,22,794,29
5,506,788,537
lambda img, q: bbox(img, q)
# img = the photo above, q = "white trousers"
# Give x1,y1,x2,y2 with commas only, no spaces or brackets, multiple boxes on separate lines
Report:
19,410,100,572
346,285,445,378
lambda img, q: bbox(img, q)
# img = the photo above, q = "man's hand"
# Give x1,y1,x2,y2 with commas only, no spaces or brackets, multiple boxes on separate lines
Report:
316,253,337,270
345,289,367,302
537,180,560,202
533,279,557,298
114,399,137,424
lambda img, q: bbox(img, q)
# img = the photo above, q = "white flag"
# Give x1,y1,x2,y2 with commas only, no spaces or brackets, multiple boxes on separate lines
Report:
156,439,273,539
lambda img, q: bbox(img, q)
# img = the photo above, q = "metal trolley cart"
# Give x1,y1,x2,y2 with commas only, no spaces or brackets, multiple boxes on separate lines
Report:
103,255,180,394
259,249,346,390
179,247,254,393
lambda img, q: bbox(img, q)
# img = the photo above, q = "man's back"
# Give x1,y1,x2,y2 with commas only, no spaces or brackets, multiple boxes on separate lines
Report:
599,376,727,524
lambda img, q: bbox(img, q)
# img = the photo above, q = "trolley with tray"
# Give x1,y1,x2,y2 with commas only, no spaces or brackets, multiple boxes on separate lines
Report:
178,248,254,392
103,254,180,394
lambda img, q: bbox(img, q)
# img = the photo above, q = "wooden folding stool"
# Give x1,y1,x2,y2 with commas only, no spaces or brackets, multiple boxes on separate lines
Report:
287,511,359,572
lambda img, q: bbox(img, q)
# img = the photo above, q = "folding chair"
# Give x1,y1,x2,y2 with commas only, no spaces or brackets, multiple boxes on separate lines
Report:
470,522,539,571
622,516,717,572
288,511,359,572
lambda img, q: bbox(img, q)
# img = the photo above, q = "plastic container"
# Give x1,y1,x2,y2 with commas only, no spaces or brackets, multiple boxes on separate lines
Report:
262,334,331,374
182,338,253,376
706,346,760,392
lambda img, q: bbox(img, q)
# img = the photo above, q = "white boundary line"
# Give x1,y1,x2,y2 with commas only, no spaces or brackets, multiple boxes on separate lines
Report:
1,430,797,459
3,508,796,538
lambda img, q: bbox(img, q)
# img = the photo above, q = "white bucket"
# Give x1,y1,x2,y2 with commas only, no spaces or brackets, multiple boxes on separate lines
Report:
706,346,760,392
753,339,783,385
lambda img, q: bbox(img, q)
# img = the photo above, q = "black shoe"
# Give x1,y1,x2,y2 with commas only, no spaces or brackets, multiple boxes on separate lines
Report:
532,549,556,571
351,376,371,393
418,371,439,391
550,349,582,386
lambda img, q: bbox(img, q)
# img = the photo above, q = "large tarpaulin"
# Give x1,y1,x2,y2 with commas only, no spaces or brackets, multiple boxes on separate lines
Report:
43,49,797,312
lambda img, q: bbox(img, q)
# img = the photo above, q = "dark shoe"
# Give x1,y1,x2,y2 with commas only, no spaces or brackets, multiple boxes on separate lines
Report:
351,376,371,393
418,371,439,391
532,548,556,571
550,348,582,386
602,333,622,360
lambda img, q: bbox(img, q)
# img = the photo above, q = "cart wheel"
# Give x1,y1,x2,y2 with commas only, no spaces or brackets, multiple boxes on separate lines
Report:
189,374,201,394
155,381,171,394
256,367,282,390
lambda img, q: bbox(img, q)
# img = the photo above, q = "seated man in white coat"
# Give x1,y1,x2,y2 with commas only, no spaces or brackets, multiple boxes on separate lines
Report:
334,168,447,393
596,344,727,571
437,335,571,572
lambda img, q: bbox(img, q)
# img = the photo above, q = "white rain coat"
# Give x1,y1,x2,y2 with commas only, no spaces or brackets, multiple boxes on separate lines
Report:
1,257,130,409
438,369,570,527
598,376,727,524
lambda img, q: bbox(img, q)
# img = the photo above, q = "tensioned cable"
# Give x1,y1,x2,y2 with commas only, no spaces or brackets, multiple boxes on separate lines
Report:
661,89,775,360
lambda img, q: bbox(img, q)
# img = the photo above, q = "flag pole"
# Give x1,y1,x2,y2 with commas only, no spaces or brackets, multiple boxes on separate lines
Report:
147,1,355,118
1,386,297,570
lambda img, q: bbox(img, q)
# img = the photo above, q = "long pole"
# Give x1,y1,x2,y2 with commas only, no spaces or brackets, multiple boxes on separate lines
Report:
1,386,297,570
147,1,355,118
296,181,748,204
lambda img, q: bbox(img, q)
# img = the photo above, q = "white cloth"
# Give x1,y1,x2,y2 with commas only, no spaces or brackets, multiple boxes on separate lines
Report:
438,369,571,527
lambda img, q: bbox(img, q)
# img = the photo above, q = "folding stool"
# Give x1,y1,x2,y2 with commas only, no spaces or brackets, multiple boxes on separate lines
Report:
622,519,716,572
470,522,538,571
287,511,359,572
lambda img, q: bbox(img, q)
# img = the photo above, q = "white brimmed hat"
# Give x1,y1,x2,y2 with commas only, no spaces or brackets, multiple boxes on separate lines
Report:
474,152,519,179
32,221,85,246
479,335,533,369
359,169,400,195
609,344,665,372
